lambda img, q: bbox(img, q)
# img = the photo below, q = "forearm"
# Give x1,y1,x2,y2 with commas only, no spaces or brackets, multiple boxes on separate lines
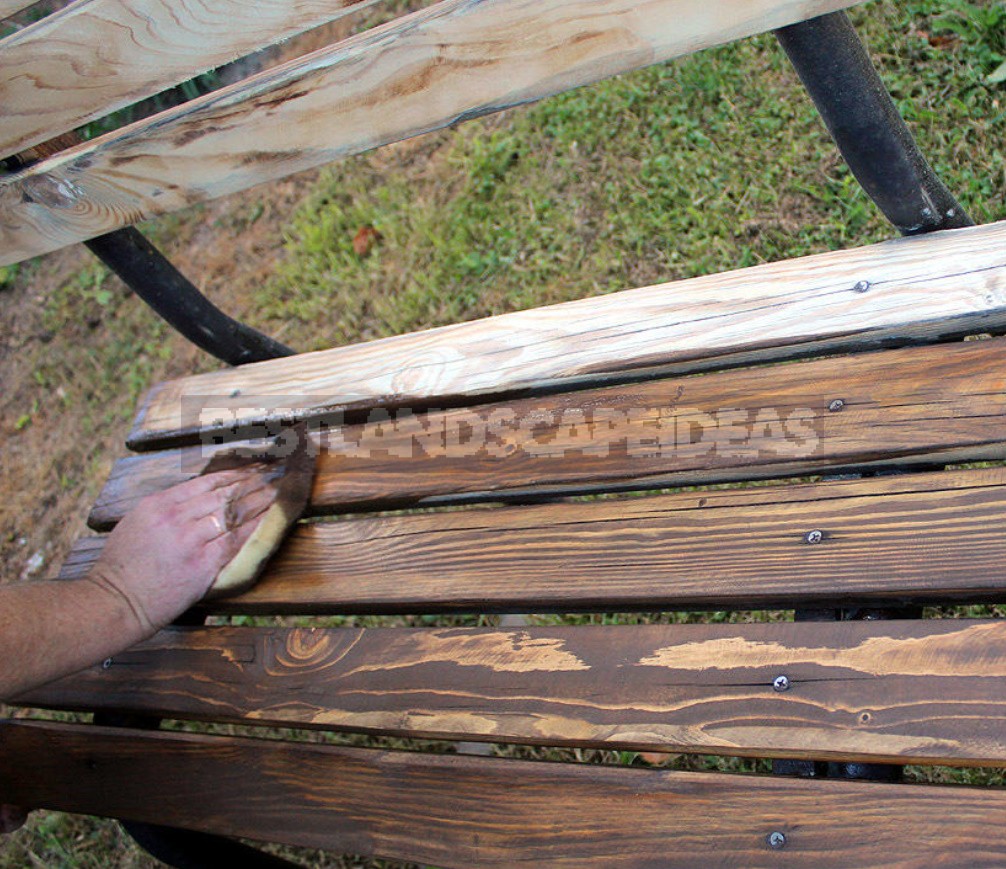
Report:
0,577,147,702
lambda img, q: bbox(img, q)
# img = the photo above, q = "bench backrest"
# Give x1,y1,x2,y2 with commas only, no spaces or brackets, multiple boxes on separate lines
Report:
1,0,868,265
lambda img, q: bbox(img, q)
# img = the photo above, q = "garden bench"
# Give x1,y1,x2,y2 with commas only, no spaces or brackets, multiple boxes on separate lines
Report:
3,0,1006,866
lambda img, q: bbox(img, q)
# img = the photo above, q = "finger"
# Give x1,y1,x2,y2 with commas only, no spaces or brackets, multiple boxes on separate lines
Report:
203,500,274,567
173,470,275,526
229,484,279,529
164,467,254,503
200,483,276,543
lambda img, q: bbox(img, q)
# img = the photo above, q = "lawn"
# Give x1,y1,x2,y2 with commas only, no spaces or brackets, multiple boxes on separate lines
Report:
1,0,1004,865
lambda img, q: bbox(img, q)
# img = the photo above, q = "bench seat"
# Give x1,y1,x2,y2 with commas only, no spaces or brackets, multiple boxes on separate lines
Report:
7,221,1006,865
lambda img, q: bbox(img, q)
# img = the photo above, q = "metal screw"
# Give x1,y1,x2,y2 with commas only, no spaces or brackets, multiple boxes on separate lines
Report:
767,831,787,850
852,280,870,293
827,398,845,412
229,388,241,398
804,529,824,544
102,658,113,669
773,675,790,692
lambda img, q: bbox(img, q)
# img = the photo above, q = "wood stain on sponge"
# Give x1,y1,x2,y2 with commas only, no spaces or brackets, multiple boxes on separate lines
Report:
201,423,314,598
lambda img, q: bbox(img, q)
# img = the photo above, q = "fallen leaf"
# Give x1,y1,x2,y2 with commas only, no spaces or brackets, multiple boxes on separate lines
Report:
352,225,382,257
927,33,958,49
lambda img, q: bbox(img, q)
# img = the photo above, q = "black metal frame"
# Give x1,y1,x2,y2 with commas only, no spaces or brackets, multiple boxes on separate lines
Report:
775,11,973,236
82,8,971,866
85,227,294,366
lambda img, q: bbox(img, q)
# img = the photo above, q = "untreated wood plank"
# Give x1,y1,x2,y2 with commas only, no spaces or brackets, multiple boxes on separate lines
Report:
0,0,869,264
122,221,1006,450
90,337,1006,528
5,720,1006,867
61,468,1006,612
16,619,1006,765
0,0,385,159
0,0,37,20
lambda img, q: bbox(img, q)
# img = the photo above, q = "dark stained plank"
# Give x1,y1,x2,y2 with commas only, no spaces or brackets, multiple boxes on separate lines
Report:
18,619,1006,765
123,221,1006,450
89,336,1006,529
64,468,1006,613
5,720,1006,867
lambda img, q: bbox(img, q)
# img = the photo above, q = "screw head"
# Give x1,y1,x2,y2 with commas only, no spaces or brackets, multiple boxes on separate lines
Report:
852,280,871,293
827,398,845,412
773,675,790,692
102,658,113,670
804,529,824,544
767,831,787,849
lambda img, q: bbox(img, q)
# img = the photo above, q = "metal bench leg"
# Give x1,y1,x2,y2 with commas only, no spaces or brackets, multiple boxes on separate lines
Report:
774,10,974,236
86,227,294,366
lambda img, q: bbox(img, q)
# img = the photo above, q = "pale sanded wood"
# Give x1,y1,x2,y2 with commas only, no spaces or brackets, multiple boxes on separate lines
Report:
17,619,1006,765
89,336,1006,529
0,0,385,159
0,0,868,265
61,468,1006,613
121,221,1006,450
5,720,1006,867
0,0,37,20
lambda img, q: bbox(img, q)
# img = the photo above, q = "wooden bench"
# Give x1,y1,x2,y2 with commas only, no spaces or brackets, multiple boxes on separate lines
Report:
3,0,1006,866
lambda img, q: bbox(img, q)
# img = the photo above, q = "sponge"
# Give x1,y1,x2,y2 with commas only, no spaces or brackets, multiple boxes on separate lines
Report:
201,423,314,597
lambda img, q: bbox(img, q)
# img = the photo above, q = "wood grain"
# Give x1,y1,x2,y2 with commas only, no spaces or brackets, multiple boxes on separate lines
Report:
0,0,868,264
6,720,1006,867
123,221,1006,450
16,619,1006,765
0,0,385,159
89,336,1006,529
60,467,1006,613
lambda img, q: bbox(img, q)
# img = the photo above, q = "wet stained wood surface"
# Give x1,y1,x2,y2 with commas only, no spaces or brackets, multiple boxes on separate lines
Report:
123,221,1006,450
0,0,866,265
0,0,384,159
90,336,1006,528
63,467,1006,613
5,720,1006,867
16,619,1006,765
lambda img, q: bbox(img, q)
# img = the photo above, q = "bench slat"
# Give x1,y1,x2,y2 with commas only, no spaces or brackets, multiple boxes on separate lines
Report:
0,0,869,265
0,1,36,20
0,0,384,159
89,337,1006,529
61,468,1006,613
119,221,1006,450
5,720,1006,867
16,619,1006,765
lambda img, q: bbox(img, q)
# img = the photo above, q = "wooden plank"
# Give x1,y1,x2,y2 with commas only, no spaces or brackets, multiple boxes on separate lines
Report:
0,0,37,20
16,619,1006,765
89,337,1006,529
6,721,1006,867
122,221,1006,450
0,0,385,159
0,0,869,265
61,468,1006,613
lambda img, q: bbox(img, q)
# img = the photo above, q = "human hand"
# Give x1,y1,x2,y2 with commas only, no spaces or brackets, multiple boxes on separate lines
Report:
85,468,279,636
0,804,27,835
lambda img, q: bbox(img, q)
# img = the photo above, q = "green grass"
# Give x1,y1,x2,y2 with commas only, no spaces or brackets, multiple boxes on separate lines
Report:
4,0,1006,865
256,0,1005,354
